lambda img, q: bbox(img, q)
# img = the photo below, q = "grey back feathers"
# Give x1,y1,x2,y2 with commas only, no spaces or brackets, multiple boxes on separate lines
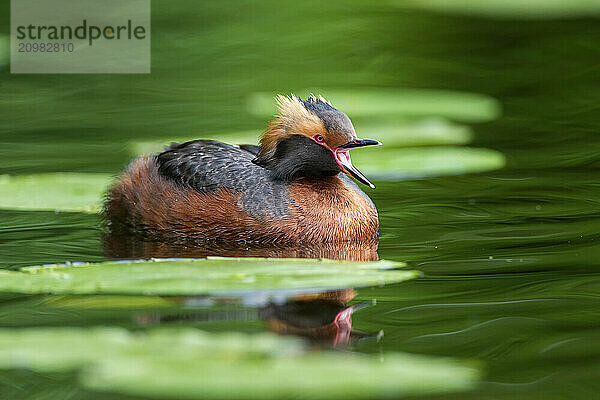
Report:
157,140,290,219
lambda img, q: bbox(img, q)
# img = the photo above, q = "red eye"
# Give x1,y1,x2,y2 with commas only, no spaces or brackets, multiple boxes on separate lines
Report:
314,135,325,143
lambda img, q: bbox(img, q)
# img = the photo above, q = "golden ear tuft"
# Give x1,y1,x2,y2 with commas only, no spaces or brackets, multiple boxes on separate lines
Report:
273,94,317,130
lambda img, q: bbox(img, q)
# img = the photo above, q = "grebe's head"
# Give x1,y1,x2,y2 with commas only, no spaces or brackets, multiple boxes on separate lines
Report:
253,94,381,188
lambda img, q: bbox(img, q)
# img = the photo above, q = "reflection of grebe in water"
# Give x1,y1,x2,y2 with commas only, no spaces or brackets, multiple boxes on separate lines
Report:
135,290,381,348
102,232,379,262
260,290,381,347
105,94,381,244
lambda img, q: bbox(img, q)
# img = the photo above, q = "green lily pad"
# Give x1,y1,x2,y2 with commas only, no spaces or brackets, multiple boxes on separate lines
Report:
0,327,480,399
0,327,302,373
0,257,416,296
399,0,600,19
352,146,506,179
0,173,113,213
248,89,501,123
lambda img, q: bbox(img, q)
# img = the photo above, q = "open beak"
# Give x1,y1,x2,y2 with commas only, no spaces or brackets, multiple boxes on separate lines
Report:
333,139,381,189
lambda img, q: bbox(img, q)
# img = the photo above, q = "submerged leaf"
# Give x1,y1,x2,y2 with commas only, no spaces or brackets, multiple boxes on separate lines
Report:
248,89,501,123
0,257,417,296
0,173,113,213
0,327,480,399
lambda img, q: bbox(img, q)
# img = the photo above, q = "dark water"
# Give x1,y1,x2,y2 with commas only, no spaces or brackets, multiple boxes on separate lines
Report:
1,3,600,399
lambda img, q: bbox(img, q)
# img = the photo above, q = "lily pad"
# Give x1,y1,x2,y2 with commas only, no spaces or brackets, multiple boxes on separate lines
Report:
399,0,600,19
0,257,417,296
0,327,480,399
352,146,506,179
0,173,113,213
248,89,501,123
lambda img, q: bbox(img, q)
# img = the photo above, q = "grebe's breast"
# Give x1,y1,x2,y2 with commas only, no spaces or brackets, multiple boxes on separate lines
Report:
287,174,379,242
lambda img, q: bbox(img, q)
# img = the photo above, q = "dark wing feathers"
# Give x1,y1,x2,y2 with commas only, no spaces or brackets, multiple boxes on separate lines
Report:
157,140,255,192
156,140,290,218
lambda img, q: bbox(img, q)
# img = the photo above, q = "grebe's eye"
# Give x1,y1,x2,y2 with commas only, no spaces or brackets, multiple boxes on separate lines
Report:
314,135,325,143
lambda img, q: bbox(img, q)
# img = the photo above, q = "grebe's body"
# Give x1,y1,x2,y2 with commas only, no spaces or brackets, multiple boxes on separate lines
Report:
105,95,380,243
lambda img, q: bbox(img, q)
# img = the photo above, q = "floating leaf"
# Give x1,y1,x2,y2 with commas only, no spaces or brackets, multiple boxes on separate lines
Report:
352,146,506,180
0,327,480,399
399,0,600,19
248,89,501,123
0,173,113,213
0,257,416,296
0,327,302,372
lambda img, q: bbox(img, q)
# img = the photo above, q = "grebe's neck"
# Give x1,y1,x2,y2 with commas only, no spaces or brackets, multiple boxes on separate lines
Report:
253,134,340,182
